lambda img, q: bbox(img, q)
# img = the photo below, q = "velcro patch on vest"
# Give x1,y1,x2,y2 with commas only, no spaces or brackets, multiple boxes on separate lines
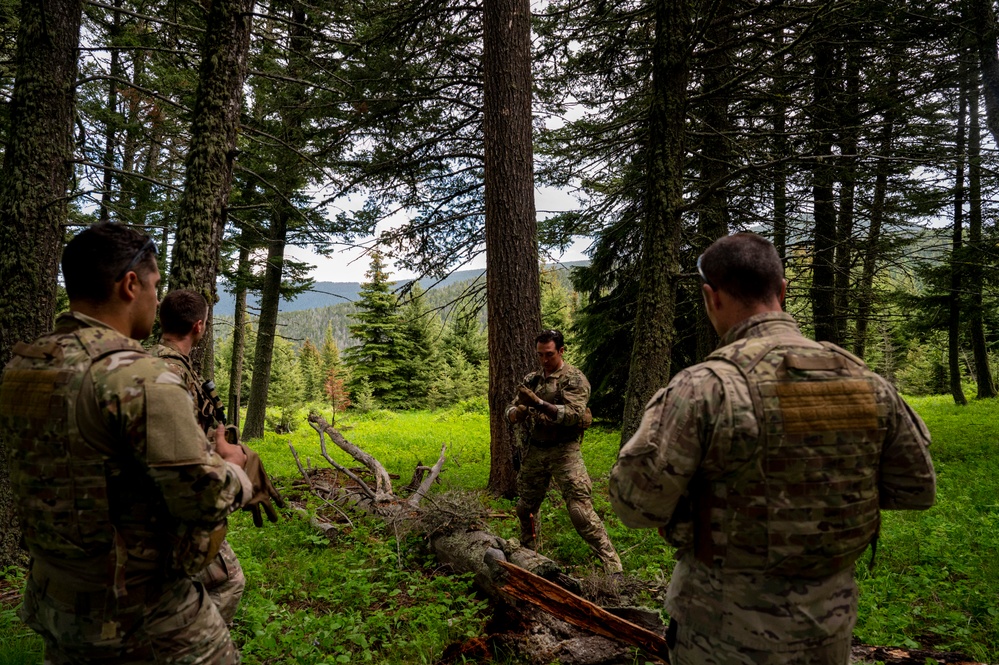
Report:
775,379,878,434
0,369,69,421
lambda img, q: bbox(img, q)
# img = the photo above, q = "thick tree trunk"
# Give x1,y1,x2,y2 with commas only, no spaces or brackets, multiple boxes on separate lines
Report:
966,66,996,399
228,239,251,428
971,0,999,146
620,0,690,444
169,0,254,376
242,211,288,440
0,0,83,569
483,0,541,497
950,60,968,406
810,39,838,344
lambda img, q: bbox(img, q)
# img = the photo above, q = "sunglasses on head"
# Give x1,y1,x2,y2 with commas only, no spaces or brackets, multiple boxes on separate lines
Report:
115,237,158,282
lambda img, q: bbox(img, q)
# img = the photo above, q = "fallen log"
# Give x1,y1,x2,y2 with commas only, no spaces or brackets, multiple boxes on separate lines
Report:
495,560,670,664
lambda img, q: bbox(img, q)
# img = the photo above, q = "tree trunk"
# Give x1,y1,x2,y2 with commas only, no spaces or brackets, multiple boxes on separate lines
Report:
950,58,968,406
772,27,789,261
242,210,288,440
98,0,121,223
810,39,839,344
971,0,999,146
620,0,690,444
0,0,81,364
694,0,732,361
966,64,996,399
169,0,254,376
228,238,251,428
833,52,859,347
0,0,84,569
483,0,541,497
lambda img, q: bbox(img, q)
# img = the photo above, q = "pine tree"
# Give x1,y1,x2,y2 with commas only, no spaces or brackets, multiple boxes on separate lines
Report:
298,339,324,403
397,283,445,408
343,252,405,406
320,321,343,378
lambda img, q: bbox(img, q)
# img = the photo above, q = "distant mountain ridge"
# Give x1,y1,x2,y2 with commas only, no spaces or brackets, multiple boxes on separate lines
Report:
214,261,589,317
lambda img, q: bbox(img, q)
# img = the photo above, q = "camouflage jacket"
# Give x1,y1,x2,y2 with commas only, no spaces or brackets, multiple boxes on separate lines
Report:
150,341,216,433
0,312,252,591
609,312,936,649
507,363,590,445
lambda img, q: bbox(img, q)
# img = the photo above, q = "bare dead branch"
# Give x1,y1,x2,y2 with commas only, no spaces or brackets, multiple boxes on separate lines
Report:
407,444,447,507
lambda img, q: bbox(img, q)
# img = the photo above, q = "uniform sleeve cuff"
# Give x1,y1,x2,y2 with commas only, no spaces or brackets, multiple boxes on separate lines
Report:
555,404,566,423
227,461,254,509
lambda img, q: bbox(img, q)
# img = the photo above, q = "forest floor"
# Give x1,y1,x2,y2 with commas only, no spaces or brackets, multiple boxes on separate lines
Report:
2,393,997,664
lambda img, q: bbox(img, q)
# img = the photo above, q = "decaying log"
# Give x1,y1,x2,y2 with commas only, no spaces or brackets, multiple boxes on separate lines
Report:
850,645,983,665
496,560,670,664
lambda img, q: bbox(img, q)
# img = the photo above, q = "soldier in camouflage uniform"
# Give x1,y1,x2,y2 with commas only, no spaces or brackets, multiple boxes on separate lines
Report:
609,233,936,664
0,223,255,664
507,329,622,573
151,289,246,624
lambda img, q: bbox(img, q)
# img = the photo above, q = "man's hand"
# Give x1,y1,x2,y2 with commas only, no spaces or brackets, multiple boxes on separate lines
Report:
214,426,247,468
516,386,544,408
240,444,286,527
509,404,529,423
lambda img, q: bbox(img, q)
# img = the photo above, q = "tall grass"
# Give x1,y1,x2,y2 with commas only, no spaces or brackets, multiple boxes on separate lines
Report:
3,394,997,662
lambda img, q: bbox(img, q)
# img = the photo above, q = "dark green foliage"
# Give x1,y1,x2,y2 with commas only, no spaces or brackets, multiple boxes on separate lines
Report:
343,253,407,407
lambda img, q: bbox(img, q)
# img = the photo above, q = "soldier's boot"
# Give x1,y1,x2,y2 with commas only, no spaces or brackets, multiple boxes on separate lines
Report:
516,501,539,550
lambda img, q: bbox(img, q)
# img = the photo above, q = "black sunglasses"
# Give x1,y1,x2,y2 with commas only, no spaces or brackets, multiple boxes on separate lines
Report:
115,238,158,282
696,254,715,289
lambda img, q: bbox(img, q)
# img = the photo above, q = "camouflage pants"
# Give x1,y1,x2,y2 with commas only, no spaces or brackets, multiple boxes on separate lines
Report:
666,619,852,665
21,574,239,664
516,440,623,573
195,539,245,624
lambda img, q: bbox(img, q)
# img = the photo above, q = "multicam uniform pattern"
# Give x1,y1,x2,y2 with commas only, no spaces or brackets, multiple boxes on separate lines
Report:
610,312,936,664
508,363,622,573
151,341,246,625
0,313,252,664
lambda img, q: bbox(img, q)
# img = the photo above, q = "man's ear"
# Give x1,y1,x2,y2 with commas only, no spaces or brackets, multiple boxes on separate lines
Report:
116,272,141,303
701,283,720,312
193,319,205,337
778,279,788,306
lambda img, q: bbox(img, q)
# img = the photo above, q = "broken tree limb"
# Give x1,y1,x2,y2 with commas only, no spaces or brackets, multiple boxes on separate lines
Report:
496,560,670,664
308,412,393,500
407,444,447,506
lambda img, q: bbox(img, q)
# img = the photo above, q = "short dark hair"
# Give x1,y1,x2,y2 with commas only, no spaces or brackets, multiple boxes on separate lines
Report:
159,289,208,336
698,232,784,304
536,329,565,349
62,223,159,303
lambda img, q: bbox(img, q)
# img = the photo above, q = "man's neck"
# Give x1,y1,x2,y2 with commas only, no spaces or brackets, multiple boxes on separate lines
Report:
160,333,194,357
544,361,564,378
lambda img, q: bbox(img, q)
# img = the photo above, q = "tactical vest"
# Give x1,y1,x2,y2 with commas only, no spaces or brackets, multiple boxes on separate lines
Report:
525,372,588,445
695,334,886,579
0,325,143,563
150,344,216,432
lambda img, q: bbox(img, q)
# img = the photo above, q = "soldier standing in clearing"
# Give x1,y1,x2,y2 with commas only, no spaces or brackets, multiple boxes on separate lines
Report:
152,289,282,624
0,223,255,663
610,232,936,664
507,329,623,573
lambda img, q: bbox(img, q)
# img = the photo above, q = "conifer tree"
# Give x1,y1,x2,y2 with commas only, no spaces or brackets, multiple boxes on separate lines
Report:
298,338,324,403
398,283,445,407
344,252,404,406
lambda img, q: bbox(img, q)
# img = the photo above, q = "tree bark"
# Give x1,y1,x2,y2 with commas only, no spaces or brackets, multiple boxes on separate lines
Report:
772,27,789,262
98,0,121,223
0,0,83,569
966,63,996,399
620,0,690,444
950,57,968,406
228,237,251,428
970,0,999,146
810,38,839,344
169,0,254,377
242,209,288,440
833,51,859,347
694,0,732,362
483,0,541,497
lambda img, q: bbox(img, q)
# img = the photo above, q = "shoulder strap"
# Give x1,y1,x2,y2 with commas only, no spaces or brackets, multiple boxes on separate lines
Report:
74,327,144,362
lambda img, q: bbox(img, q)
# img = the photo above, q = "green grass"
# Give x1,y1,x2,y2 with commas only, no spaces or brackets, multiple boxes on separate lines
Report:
3,394,999,662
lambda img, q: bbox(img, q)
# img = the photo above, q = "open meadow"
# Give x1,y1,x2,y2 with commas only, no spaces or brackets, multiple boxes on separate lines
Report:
3,394,998,664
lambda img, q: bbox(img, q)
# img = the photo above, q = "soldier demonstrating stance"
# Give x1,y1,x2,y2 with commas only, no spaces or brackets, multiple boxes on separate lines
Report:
507,329,622,573
0,223,256,664
152,290,284,624
610,233,936,664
